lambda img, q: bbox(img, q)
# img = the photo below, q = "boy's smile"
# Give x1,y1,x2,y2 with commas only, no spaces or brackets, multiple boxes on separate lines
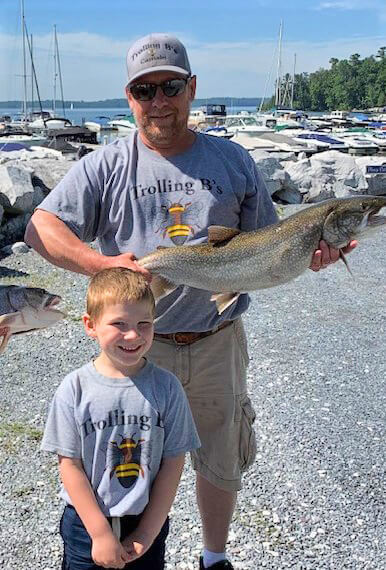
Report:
83,300,154,377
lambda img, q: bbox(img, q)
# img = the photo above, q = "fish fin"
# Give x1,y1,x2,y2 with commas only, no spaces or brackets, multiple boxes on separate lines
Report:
208,226,241,246
210,292,240,315
150,276,178,301
339,249,354,277
156,245,169,250
0,326,11,354
0,313,19,327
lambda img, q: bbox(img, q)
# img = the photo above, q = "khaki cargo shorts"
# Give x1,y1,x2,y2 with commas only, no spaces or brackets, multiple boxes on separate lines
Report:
147,318,257,492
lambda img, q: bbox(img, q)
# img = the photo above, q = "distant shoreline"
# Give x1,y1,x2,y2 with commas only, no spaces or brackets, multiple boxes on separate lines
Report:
0,97,263,110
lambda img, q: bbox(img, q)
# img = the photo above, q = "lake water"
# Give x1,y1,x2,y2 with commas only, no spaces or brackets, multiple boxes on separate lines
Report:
1,105,259,126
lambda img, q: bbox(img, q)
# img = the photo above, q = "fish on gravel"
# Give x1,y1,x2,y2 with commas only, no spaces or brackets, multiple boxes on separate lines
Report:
138,195,386,314
0,285,65,353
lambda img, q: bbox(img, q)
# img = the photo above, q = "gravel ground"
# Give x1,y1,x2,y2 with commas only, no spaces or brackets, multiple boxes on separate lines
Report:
0,221,385,570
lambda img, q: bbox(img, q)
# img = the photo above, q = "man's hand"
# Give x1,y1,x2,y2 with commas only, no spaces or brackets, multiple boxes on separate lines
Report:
121,528,154,563
91,530,131,568
310,240,357,272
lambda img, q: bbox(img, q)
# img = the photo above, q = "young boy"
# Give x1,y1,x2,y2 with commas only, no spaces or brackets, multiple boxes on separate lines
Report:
41,267,200,570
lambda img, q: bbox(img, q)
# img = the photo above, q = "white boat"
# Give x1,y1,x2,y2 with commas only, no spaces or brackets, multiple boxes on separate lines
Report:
108,114,136,132
332,128,386,150
188,104,227,129
269,109,309,129
291,130,349,152
231,133,279,152
332,132,380,155
28,110,72,130
222,115,276,137
256,131,318,155
84,116,112,132
0,132,47,149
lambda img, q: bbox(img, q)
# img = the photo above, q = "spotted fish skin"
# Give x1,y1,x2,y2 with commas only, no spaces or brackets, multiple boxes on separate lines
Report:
138,196,386,314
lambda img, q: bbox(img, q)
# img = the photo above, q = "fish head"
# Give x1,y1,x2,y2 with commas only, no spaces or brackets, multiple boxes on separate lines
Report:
22,287,62,312
322,195,386,249
0,285,65,353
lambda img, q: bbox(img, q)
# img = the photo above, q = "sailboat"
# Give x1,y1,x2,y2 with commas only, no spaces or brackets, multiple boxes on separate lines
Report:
28,25,72,130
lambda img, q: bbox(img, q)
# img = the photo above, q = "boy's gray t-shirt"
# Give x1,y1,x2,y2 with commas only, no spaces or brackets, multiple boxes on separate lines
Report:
39,131,278,332
41,360,200,517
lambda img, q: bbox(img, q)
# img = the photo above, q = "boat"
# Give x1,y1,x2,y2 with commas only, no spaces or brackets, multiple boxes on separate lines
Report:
188,104,227,129
333,127,386,150
256,131,318,155
332,132,380,155
108,114,136,132
0,130,47,149
221,114,276,137
230,133,279,152
292,131,349,152
27,110,72,130
83,116,112,132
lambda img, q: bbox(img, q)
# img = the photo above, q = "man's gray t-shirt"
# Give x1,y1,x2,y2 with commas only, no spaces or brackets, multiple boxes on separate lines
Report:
39,131,278,332
41,360,200,517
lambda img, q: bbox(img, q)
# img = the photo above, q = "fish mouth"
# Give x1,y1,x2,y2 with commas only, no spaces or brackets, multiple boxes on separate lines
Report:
368,208,386,228
44,295,64,313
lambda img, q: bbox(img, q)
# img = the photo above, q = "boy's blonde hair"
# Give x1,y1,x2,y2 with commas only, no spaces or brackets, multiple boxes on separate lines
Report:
86,267,155,321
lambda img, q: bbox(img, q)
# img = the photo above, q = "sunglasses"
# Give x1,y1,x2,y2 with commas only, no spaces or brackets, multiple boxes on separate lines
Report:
129,77,191,101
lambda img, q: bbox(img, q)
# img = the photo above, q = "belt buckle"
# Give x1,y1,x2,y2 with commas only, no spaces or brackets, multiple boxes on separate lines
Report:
172,332,189,346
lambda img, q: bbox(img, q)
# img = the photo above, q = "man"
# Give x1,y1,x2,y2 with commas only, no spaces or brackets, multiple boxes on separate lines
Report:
25,34,356,569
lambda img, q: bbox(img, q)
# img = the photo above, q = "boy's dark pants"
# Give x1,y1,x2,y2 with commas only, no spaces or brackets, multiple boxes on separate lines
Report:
60,505,169,570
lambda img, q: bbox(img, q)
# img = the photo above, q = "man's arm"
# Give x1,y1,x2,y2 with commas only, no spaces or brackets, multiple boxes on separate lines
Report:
24,210,150,278
59,456,130,569
122,454,185,562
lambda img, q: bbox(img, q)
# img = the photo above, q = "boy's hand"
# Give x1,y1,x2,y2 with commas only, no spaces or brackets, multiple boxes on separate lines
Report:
121,529,154,562
91,531,130,569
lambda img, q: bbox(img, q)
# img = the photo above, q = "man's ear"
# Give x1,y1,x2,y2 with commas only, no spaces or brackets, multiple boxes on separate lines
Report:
83,314,97,339
189,75,196,102
125,86,134,112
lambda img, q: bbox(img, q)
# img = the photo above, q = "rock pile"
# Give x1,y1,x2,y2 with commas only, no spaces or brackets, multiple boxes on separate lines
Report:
0,145,385,249
0,148,74,248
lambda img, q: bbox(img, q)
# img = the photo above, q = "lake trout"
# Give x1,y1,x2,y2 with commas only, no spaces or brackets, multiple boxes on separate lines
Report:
0,285,64,353
138,196,386,314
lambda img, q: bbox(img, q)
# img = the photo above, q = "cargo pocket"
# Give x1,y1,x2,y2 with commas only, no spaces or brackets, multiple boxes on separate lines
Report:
233,319,250,368
238,394,257,472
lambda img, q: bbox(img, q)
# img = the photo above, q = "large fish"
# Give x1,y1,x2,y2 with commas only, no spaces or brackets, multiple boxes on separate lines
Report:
138,196,386,314
0,285,65,353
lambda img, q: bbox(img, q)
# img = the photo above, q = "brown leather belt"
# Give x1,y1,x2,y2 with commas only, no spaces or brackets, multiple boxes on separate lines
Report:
154,320,232,346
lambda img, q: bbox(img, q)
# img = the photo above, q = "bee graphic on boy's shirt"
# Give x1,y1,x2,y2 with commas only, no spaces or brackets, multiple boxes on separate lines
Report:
151,200,203,245
106,434,151,489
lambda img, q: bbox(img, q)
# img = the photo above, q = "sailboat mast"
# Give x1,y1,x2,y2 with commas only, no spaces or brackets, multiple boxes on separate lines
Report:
30,34,34,112
53,25,57,114
21,0,28,117
54,26,66,117
291,53,296,109
275,20,283,108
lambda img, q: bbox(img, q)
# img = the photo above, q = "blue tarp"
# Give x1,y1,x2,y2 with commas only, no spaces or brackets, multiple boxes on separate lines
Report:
0,142,31,152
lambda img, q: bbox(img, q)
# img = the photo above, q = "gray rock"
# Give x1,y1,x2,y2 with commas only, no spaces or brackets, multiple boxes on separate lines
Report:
284,151,368,202
0,165,37,214
0,213,31,247
250,152,286,196
10,241,31,254
354,156,386,196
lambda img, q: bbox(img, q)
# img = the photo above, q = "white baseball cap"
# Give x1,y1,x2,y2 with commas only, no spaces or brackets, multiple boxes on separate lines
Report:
126,33,191,84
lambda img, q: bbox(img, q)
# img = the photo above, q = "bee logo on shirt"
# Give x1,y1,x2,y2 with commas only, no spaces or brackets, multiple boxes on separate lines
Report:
151,200,203,245
106,434,150,489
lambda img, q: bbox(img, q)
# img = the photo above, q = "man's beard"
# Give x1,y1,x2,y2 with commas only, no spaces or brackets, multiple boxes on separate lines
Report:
137,108,190,146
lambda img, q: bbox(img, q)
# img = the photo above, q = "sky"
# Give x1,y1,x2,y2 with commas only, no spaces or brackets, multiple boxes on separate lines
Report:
0,0,385,102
